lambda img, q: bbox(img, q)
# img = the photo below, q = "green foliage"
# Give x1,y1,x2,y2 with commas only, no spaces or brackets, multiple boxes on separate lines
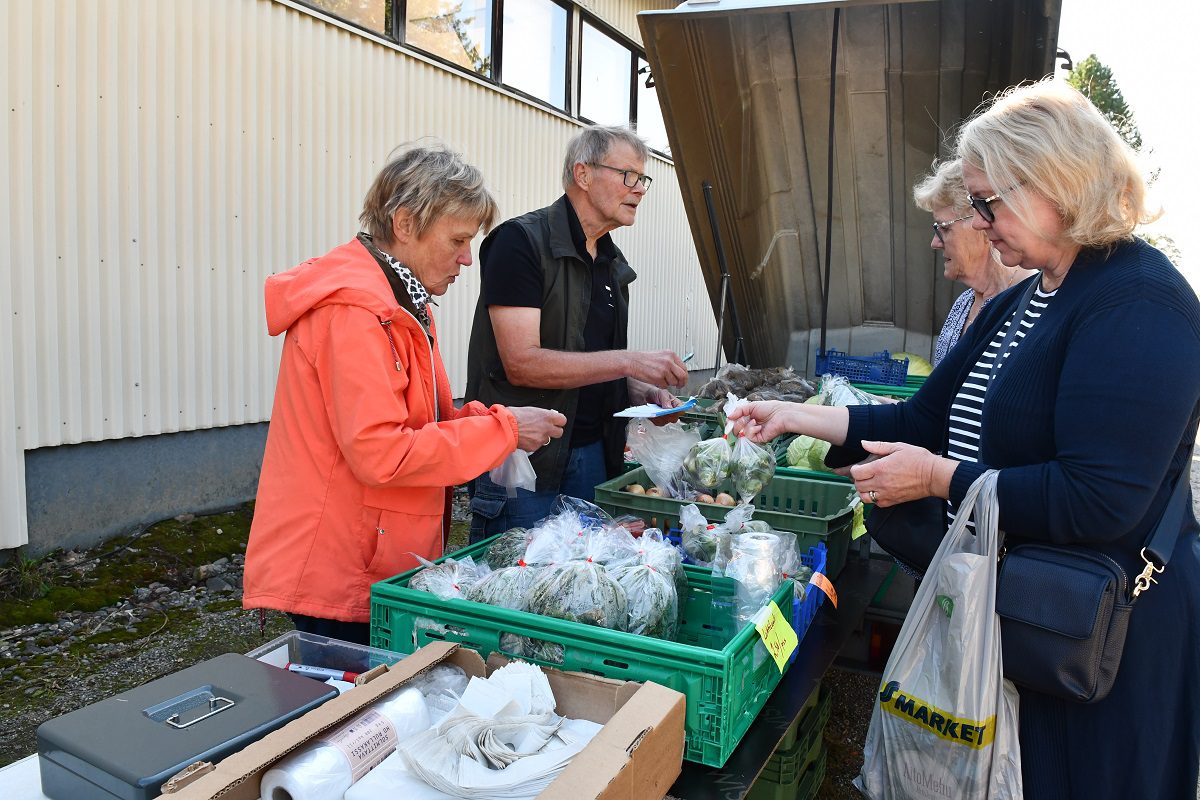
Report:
1140,233,1182,268
1068,54,1142,151
0,549,48,602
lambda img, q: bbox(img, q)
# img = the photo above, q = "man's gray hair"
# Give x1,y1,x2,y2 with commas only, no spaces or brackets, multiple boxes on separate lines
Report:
360,142,498,244
561,125,650,191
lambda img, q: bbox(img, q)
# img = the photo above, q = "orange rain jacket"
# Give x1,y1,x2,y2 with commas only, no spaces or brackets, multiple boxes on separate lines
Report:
243,238,519,623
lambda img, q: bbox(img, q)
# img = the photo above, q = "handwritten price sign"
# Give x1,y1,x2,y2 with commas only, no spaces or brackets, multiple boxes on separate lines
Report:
753,601,798,672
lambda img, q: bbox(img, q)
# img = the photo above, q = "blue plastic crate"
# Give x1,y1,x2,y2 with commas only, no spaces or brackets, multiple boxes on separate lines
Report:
791,543,828,646
815,349,909,386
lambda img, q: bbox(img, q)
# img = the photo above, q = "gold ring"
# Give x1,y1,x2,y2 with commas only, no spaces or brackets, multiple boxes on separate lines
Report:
869,490,878,503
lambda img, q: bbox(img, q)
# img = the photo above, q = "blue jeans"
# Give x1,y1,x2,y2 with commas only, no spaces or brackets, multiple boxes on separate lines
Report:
469,441,608,544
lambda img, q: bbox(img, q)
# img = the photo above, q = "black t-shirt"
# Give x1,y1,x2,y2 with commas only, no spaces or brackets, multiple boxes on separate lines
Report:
481,201,619,446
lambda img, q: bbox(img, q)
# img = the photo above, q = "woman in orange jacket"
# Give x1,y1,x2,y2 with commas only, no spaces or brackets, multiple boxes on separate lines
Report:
243,145,566,644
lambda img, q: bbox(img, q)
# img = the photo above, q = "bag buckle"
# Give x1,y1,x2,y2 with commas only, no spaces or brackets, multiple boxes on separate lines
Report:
1132,547,1164,598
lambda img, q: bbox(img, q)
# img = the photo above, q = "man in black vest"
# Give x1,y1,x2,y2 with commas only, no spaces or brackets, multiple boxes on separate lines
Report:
465,125,689,542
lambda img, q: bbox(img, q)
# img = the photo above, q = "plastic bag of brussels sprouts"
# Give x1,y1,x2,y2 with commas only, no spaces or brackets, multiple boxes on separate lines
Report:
610,563,678,639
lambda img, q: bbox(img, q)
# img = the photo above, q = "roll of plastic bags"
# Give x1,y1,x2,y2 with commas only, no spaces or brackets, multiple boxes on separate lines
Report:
259,687,431,800
725,531,785,628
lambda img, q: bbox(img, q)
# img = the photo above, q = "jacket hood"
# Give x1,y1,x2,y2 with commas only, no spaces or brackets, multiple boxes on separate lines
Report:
265,239,398,335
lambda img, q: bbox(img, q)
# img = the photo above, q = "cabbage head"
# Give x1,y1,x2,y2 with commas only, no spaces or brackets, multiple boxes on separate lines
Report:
786,435,833,473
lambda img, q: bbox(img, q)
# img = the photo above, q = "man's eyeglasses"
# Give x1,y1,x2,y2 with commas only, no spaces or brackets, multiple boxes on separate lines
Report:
591,163,653,190
965,187,1014,224
932,213,973,244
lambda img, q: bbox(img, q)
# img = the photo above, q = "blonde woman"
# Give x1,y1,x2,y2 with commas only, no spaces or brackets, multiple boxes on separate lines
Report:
913,159,1034,365
731,78,1200,798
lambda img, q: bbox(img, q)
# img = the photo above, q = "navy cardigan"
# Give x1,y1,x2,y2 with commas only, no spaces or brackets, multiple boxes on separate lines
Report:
843,237,1200,798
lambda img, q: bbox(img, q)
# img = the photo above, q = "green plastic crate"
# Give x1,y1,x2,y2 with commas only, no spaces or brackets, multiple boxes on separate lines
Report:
797,748,827,800
595,466,856,578
773,681,832,759
761,685,831,784
746,725,828,800
370,536,797,768
850,380,920,400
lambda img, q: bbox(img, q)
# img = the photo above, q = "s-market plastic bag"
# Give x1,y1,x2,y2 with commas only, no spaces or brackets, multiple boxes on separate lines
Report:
855,471,1022,800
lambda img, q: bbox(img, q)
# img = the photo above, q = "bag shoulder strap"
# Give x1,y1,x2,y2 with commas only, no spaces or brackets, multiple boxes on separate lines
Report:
1137,445,1195,592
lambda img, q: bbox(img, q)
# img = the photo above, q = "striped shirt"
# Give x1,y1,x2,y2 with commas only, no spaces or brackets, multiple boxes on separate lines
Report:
946,283,1056,526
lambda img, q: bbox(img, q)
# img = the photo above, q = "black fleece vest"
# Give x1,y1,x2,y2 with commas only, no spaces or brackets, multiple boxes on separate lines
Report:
465,196,637,491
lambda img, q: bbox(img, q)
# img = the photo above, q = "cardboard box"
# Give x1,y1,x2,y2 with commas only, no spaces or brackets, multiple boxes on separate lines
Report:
158,641,685,800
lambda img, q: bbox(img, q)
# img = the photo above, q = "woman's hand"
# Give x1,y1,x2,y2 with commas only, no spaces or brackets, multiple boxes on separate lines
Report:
848,441,955,506
509,406,568,452
726,401,798,443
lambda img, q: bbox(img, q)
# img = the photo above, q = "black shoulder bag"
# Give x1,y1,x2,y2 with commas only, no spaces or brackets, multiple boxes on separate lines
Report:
995,458,1189,703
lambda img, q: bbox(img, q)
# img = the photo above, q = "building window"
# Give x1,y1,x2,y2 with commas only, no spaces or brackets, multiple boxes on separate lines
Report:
501,0,568,109
405,0,493,77
579,21,632,126
636,57,668,154
305,0,388,33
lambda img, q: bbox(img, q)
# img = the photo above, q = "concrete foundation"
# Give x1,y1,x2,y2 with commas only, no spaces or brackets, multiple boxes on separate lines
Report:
19,423,268,556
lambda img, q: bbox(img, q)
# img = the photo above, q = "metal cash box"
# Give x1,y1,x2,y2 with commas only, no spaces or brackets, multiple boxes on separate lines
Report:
36,652,338,800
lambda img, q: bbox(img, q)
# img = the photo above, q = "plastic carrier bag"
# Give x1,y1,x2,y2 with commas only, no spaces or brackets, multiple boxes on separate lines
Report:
855,471,1022,800
625,418,702,497
488,450,537,497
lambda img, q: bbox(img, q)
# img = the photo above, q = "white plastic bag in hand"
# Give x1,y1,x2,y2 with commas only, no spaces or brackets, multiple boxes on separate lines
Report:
489,450,537,497
855,471,1022,800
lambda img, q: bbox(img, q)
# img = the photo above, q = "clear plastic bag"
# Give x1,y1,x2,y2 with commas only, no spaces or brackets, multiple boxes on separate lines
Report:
625,418,702,497
610,563,679,639
488,449,537,497
722,393,775,503
681,437,732,492
409,555,484,600
679,503,730,567
526,559,627,630
818,374,883,407
855,471,1022,799
483,527,533,569
464,562,542,611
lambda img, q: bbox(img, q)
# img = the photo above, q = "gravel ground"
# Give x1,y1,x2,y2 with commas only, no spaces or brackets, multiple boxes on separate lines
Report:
4,456,1198,796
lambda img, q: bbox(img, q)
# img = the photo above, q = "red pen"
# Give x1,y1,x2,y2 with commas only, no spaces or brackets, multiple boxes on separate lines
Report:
285,662,360,682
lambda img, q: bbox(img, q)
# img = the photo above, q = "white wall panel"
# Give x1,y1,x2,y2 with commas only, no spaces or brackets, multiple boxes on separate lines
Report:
580,0,680,44
0,0,712,547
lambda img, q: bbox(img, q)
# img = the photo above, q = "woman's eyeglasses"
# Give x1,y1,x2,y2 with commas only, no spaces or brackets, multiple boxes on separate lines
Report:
932,213,973,244
965,187,1014,223
590,163,653,190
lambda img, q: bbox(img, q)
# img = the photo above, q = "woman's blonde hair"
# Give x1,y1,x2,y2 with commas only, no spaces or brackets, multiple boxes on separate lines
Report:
360,142,498,245
955,77,1155,248
913,158,971,214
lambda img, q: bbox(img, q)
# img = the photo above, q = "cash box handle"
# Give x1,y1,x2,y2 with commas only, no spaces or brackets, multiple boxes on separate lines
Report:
165,695,236,729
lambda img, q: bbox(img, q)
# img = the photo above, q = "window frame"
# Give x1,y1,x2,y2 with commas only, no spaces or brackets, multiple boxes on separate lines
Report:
494,0,573,112
287,0,663,154
574,11,639,129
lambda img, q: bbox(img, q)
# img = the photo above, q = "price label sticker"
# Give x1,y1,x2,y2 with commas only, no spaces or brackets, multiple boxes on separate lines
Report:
753,601,798,672
810,572,838,608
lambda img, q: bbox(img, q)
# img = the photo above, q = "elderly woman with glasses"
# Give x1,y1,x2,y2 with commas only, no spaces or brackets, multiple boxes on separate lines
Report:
243,144,566,645
730,78,1200,798
914,159,1034,365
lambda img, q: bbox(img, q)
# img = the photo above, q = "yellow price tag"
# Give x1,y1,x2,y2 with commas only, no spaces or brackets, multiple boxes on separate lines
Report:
753,601,798,673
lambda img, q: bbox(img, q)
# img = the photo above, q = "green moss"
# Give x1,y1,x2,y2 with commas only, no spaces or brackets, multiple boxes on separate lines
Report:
202,599,243,613
0,504,254,625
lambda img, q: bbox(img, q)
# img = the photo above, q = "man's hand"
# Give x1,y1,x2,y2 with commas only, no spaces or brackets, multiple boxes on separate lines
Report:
628,350,688,389
629,384,685,426
508,406,568,452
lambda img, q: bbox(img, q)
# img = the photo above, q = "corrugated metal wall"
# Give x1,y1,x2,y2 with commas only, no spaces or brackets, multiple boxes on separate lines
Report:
0,0,713,549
